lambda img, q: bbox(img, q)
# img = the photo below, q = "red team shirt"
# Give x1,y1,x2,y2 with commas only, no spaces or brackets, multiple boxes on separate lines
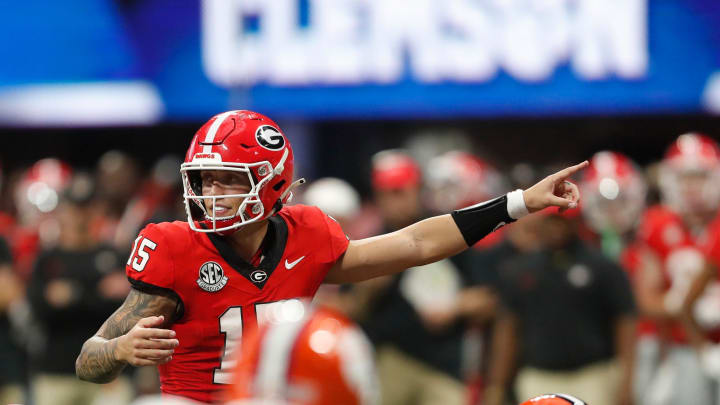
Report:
635,205,720,343
125,205,349,403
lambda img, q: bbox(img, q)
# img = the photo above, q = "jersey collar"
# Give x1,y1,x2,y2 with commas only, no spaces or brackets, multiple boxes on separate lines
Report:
203,215,288,289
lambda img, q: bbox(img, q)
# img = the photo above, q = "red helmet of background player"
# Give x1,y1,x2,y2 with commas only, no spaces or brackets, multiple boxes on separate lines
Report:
181,110,298,234
15,158,74,220
519,393,588,405
371,150,421,191
659,133,720,215
579,151,647,234
227,303,378,405
425,151,505,212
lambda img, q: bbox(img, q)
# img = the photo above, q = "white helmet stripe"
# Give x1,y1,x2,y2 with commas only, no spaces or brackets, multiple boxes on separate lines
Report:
555,393,587,404
202,110,236,154
254,317,307,398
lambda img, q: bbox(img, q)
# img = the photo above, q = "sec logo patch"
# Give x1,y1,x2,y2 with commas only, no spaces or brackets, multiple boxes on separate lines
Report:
197,261,228,292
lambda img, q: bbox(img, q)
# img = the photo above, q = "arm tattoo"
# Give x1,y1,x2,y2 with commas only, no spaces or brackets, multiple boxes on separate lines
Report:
75,288,178,383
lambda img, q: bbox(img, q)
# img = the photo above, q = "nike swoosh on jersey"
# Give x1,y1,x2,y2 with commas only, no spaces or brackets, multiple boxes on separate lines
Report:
285,256,306,269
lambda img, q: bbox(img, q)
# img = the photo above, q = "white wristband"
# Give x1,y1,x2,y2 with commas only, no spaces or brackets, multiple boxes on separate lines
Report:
507,189,529,220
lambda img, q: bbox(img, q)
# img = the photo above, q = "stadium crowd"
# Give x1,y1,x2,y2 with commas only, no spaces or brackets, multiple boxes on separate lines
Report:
1,131,720,405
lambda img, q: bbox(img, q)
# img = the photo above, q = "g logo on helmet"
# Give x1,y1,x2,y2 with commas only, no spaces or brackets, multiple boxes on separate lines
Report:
250,270,268,283
255,125,285,151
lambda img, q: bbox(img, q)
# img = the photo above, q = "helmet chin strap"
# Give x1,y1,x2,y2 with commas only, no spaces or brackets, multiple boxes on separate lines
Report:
280,178,306,203
271,178,306,214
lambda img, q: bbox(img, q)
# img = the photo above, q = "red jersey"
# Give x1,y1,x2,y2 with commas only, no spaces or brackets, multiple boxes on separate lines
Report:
125,205,349,403
620,240,659,338
636,205,720,343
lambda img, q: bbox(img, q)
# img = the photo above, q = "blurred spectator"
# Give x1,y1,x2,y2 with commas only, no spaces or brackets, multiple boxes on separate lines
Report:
0,234,26,405
93,150,141,245
96,151,141,219
632,133,720,405
579,151,648,259
424,150,508,250
301,177,363,312
480,209,545,405
302,177,361,232
422,150,511,401
485,208,636,405
26,173,133,405
113,154,183,250
0,164,17,236
11,158,73,279
358,150,502,405
579,151,648,405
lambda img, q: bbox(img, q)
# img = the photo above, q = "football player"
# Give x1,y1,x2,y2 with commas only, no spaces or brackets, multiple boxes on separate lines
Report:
579,151,645,405
633,133,720,404
75,110,586,403
425,150,507,249
226,301,378,405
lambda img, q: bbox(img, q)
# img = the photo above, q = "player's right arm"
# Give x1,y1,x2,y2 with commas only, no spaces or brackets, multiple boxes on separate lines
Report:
325,161,588,283
75,288,179,383
634,247,673,319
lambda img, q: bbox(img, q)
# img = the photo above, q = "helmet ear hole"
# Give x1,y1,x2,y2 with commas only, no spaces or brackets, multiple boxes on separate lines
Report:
272,179,286,192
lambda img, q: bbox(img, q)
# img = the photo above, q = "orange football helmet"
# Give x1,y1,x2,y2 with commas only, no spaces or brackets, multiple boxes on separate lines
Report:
520,393,588,405
227,304,378,405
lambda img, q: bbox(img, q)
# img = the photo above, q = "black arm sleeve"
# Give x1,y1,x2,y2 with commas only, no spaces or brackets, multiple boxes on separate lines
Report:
451,195,515,247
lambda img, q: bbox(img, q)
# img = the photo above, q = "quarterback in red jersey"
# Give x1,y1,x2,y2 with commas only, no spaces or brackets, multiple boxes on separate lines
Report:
76,110,586,403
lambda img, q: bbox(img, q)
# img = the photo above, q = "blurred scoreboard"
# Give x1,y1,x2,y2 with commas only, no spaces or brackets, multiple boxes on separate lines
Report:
0,0,719,124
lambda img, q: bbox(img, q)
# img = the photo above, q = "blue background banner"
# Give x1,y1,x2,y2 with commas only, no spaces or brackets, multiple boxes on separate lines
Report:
1,0,719,121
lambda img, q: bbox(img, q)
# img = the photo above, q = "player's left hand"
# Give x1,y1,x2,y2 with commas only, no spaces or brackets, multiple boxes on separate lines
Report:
522,161,588,213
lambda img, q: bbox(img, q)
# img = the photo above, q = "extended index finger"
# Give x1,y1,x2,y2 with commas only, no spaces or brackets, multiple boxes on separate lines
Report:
551,160,589,182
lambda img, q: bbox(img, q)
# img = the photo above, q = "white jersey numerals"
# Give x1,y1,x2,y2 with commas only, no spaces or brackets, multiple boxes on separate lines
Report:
213,300,302,384
127,236,157,272
214,306,244,384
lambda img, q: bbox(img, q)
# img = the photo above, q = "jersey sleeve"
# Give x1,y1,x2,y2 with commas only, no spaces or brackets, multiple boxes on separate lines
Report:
316,209,350,265
125,223,176,292
636,208,689,257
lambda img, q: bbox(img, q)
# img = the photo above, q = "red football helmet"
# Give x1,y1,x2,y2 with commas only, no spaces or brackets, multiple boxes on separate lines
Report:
520,393,587,405
227,304,378,405
425,151,505,212
659,133,720,215
371,150,421,190
579,151,647,234
181,110,300,234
